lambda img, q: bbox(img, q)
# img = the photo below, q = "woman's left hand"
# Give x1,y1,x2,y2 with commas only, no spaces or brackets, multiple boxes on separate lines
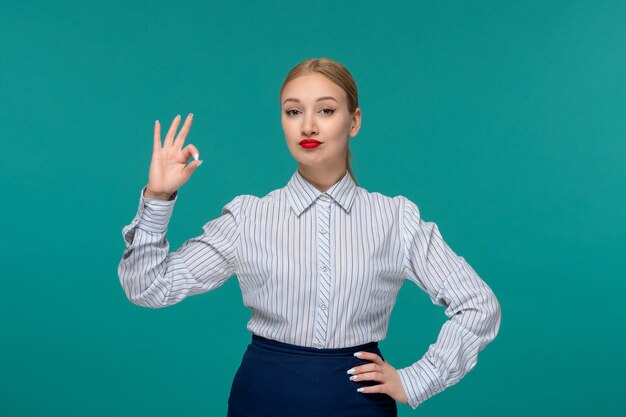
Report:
347,351,409,405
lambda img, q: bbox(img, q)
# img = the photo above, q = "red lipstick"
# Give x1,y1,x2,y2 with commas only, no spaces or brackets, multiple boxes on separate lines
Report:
299,139,322,149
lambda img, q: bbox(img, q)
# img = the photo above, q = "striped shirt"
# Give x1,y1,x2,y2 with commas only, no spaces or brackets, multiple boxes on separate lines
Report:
118,168,501,409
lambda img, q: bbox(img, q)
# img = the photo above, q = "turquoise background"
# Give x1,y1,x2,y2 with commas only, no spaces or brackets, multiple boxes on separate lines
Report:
1,1,624,415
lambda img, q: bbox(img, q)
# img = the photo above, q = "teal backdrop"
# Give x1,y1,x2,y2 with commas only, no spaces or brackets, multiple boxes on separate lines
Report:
1,1,624,416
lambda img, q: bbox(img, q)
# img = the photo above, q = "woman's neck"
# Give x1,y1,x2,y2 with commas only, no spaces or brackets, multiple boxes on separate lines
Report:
298,165,347,193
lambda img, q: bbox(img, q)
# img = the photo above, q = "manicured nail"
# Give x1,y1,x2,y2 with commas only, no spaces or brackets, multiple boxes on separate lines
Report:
349,375,357,381
354,352,362,357
155,120,159,125
357,388,364,393
189,112,193,118
347,368,355,375
198,160,203,166
194,152,199,161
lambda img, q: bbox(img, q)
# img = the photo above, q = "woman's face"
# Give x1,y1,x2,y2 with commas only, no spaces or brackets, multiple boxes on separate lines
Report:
280,73,361,171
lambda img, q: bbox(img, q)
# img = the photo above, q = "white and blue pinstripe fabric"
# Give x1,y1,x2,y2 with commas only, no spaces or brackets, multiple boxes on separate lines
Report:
315,193,332,347
118,168,501,409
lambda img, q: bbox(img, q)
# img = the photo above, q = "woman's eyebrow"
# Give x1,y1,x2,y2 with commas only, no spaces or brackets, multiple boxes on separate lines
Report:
282,96,338,105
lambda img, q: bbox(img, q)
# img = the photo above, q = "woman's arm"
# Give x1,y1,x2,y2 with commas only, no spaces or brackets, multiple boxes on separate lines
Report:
117,185,241,308
396,197,502,410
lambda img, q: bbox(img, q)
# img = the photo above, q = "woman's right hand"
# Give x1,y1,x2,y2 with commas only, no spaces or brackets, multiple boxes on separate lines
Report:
144,113,203,200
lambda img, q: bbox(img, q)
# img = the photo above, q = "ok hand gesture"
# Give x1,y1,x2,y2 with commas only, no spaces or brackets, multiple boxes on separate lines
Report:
145,114,202,200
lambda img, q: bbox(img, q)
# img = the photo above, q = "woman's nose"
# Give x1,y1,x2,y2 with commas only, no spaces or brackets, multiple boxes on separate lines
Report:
301,113,317,136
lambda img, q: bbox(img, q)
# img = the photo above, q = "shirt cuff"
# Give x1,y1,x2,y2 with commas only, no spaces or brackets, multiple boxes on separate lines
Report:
396,357,446,410
136,185,178,233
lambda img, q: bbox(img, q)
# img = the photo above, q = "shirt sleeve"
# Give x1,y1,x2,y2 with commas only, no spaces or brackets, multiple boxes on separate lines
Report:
117,185,241,308
396,196,501,410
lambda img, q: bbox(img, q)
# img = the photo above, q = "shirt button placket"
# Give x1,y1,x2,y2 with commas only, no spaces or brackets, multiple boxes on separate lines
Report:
314,194,332,349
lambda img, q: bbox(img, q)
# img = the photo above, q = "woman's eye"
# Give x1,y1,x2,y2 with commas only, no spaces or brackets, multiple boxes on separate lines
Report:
285,108,335,117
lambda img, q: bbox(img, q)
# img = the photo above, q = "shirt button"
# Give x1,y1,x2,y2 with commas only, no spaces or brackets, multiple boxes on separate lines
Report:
319,303,327,310
316,342,323,349
322,266,329,272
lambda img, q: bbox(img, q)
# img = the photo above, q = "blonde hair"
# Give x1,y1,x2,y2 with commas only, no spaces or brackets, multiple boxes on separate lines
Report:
279,57,359,185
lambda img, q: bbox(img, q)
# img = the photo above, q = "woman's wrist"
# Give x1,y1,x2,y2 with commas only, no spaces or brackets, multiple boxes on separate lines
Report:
143,187,173,200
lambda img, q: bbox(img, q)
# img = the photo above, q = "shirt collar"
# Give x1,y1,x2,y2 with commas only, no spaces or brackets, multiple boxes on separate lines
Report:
285,168,357,216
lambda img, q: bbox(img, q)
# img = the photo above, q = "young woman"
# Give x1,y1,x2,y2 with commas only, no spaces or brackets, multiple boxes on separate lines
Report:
118,57,501,416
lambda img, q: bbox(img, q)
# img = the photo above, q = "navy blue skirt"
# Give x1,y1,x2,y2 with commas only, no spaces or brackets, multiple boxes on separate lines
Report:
227,334,397,417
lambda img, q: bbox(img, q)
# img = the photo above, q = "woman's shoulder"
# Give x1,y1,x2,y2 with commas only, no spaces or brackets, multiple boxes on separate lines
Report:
223,188,281,214
355,185,414,208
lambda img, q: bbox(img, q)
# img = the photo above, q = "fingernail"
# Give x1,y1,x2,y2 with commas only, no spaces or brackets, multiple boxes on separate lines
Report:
349,375,357,381
155,120,159,125
354,352,362,357
194,152,199,161
357,388,364,393
346,368,355,375
177,114,181,119
198,160,203,166
189,112,193,118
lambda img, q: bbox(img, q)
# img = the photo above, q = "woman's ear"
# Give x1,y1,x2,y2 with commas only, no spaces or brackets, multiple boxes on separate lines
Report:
350,107,362,136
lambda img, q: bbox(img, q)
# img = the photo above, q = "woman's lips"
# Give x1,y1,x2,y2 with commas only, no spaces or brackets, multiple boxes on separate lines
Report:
299,139,322,149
